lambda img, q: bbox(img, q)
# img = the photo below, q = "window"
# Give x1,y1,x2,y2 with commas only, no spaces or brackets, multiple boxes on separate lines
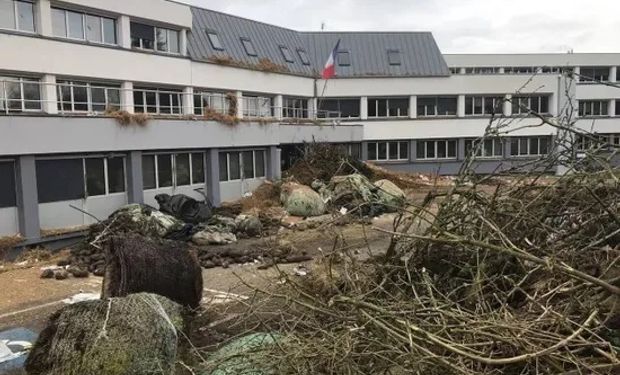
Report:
512,96,550,115
242,96,273,118
219,150,266,181
578,100,609,117
611,134,620,148
134,88,182,115
52,8,116,44
617,100,620,116
0,76,41,113
143,152,205,190
0,0,34,32
0,161,16,208
241,38,257,56
283,97,308,118
338,51,351,66
83,157,126,197
57,81,120,113
280,46,294,63
191,153,205,184
193,91,231,116
464,67,500,74
580,67,609,82
387,49,401,66
510,136,550,157
318,98,360,118
368,98,409,118
85,158,105,196
131,22,179,53
505,67,536,74
465,96,505,116
416,96,457,117
36,159,85,203
367,142,409,161
142,155,156,190
175,153,191,186
107,157,125,193
416,140,457,160
207,30,224,50
157,155,173,188
574,134,608,151
465,138,504,158
297,49,310,65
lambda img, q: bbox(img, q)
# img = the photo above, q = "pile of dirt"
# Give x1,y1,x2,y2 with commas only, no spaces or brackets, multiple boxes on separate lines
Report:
0,235,22,258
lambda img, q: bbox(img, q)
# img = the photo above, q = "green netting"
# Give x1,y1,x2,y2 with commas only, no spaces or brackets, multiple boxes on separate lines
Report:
25,293,185,375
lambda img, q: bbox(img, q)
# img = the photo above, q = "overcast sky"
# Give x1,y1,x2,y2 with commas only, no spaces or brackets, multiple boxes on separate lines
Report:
179,0,619,54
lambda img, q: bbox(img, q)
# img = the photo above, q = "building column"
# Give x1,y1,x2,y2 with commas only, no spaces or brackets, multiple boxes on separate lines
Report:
498,67,505,74
235,91,243,119
409,96,417,119
361,141,369,161
609,66,617,83
41,74,58,114
609,100,616,118
266,146,281,180
121,81,134,113
179,29,188,56
16,156,40,240
360,97,368,120
308,98,318,119
409,140,417,162
457,139,467,161
206,149,221,207
274,95,283,120
459,67,466,74
118,15,132,49
126,151,144,204
504,94,512,117
457,95,466,117
573,66,581,83
182,86,194,116
35,0,52,37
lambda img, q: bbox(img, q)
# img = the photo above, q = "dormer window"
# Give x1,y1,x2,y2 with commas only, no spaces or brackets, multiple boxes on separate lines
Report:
297,48,311,65
207,30,224,51
387,49,401,66
338,51,351,66
279,46,294,63
241,38,257,56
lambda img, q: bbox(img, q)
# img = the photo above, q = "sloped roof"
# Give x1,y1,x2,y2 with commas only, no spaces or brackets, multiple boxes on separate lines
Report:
187,7,449,78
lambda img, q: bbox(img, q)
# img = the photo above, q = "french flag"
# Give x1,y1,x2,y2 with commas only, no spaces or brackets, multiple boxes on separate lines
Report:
321,39,341,80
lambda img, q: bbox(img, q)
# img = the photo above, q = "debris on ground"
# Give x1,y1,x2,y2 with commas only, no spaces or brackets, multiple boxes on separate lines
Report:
201,333,283,375
25,293,185,375
0,328,36,373
61,292,100,305
102,233,203,309
155,193,214,224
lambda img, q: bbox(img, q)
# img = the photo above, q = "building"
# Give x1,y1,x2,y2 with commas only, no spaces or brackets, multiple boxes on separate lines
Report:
0,0,618,242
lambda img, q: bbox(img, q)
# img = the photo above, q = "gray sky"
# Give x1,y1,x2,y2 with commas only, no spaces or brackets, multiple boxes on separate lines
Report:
179,0,619,54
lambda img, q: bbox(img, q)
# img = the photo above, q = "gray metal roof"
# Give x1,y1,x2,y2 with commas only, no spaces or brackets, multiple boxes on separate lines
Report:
187,7,449,78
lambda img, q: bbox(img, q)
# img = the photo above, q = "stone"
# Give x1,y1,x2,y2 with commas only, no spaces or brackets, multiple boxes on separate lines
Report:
68,267,89,278
235,214,263,236
280,182,326,217
40,269,55,279
54,270,69,280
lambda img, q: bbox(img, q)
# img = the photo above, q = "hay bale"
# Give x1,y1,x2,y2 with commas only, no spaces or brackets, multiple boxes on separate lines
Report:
280,182,326,217
102,234,203,309
25,293,184,375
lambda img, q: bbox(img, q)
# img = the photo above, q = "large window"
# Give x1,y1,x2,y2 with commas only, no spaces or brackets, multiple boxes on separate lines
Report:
193,91,231,116
0,0,34,32
367,141,409,161
505,67,536,74
283,97,308,119
580,67,609,82
219,150,267,182
51,8,116,45
318,98,360,118
512,95,550,115
464,67,500,74
134,88,182,115
0,76,41,113
131,22,179,54
368,98,409,118
510,137,550,157
465,96,505,116
142,153,205,190
464,138,504,158
0,161,16,208
84,157,125,197
578,100,609,117
57,81,120,113
243,96,273,118
417,96,457,117
416,140,458,160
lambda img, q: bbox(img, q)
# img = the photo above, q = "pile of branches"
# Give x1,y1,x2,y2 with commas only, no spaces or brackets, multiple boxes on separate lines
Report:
207,141,620,373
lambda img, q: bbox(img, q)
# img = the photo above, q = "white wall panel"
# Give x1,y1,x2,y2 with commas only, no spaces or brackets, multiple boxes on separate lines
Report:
0,207,19,236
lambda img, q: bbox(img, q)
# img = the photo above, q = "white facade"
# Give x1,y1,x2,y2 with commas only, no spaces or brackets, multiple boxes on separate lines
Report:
0,0,619,240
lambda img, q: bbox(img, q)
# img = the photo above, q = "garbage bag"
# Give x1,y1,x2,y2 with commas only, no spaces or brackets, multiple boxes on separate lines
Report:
155,194,213,224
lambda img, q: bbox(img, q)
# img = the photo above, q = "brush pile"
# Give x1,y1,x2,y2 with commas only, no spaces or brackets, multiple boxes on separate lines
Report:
219,167,620,374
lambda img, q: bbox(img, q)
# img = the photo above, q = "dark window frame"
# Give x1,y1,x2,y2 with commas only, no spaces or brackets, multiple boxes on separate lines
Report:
338,50,351,66
207,30,224,50
240,37,257,57
279,45,294,63
296,48,311,65
387,49,401,66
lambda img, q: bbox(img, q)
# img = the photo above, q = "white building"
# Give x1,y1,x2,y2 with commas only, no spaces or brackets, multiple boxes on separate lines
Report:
0,0,618,242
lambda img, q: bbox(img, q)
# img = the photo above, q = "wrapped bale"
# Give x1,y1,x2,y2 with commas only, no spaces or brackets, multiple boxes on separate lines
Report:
102,233,203,309
280,182,326,217
373,179,406,212
25,293,185,375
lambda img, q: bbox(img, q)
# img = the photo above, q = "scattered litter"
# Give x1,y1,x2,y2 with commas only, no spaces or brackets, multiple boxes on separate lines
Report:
339,207,348,216
293,265,309,277
62,292,100,305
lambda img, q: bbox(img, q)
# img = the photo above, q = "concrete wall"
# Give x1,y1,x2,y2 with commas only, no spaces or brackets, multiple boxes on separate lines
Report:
278,124,364,144
220,178,266,203
0,208,19,236
39,193,128,230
